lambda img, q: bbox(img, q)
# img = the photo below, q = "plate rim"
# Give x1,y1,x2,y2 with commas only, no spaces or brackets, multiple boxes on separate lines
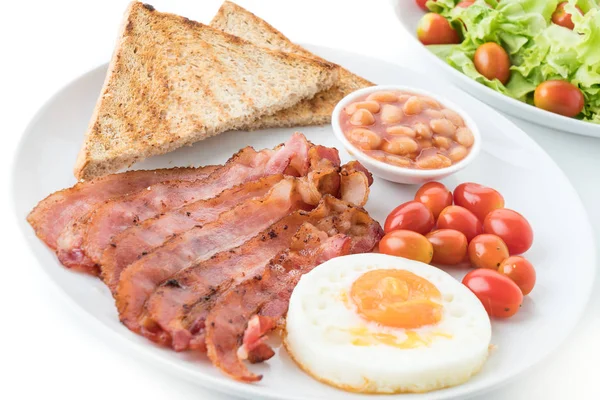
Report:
11,44,597,400
389,0,600,138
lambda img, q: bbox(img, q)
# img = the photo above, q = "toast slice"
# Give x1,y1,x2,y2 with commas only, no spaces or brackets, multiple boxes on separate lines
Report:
74,2,337,180
210,1,374,130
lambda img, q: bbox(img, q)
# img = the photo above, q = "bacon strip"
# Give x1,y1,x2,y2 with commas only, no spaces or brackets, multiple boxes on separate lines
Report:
105,162,342,294
75,133,325,272
205,228,352,382
204,202,383,382
100,174,284,292
141,195,342,351
27,166,217,251
116,169,340,333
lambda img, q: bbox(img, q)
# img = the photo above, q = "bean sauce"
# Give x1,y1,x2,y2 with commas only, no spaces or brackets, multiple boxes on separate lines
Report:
340,91,475,169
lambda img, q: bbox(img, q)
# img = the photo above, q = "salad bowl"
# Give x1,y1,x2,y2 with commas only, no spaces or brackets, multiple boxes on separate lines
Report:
391,0,600,138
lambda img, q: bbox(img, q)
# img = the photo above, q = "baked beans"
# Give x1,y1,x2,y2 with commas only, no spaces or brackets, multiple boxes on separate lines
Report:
340,90,474,170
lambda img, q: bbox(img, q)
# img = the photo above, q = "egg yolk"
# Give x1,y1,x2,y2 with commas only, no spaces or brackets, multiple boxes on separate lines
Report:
350,269,443,329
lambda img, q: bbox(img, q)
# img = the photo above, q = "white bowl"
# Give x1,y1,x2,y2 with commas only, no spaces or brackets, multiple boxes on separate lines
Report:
331,85,482,185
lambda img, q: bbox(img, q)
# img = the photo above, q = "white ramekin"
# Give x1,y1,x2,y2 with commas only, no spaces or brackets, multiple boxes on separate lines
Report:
331,85,482,185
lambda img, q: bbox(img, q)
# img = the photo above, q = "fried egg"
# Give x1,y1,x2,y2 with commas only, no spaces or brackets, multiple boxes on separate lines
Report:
284,253,491,394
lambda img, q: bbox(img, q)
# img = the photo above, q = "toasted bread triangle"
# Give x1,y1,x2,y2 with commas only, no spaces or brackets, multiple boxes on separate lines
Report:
74,2,337,179
210,1,374,130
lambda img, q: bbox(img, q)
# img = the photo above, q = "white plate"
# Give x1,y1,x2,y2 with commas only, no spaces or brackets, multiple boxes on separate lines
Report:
12,45,595,400
390,0,600,138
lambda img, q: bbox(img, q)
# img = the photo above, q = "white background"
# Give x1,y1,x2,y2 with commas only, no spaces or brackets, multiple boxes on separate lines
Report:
2,0,599,399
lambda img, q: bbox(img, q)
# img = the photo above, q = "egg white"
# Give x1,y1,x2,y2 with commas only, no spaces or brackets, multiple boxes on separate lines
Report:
284,253,491,394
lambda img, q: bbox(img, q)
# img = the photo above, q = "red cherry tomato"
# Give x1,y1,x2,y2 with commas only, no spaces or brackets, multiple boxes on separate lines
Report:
462,269,523,318
552,2,583,30
453,182,504,221
414,182,453,219
379,230,433,264
483,209,533,255
437,205,483,242
426,229,468,265
498,256,536,295
384,201,435,235
468,234,509,269
416,0,431,11
534,80,584,117
473,43,511,85
417,13,461,45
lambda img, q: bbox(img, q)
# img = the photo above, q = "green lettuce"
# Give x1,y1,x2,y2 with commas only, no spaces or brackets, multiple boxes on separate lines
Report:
425,0,600,123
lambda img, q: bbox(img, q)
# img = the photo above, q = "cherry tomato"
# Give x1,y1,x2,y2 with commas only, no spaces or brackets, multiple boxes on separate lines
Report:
437,205,483,242
379,230,433,264
426,229,468,265
552,2,583,30
534,80,584,117
462,269,523,318
384,201,435,235
453,182,504,221
498,256,536,295
414,182,453,219
468,234,509,269
473,43,511,85
417,13,461,45
483,208,533,255
416,0,431,11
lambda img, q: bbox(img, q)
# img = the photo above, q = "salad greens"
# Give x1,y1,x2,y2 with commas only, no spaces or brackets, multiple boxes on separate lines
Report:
425,0,600,123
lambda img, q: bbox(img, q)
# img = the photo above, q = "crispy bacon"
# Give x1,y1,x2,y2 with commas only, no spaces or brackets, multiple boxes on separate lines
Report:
204,202,383,382
58,146,256,273
205,227,352,382
140,168,373,351
141,195,346,351
73,133,327,272
25,131,382,385
100,174,284,292
27,166,217,251
105,162,344,294
141,167,375,351
116,169,340,333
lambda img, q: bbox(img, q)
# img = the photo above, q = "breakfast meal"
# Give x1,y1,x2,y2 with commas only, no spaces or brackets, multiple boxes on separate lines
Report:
415,0,600,123
25,0,543,396
339,90,475,169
